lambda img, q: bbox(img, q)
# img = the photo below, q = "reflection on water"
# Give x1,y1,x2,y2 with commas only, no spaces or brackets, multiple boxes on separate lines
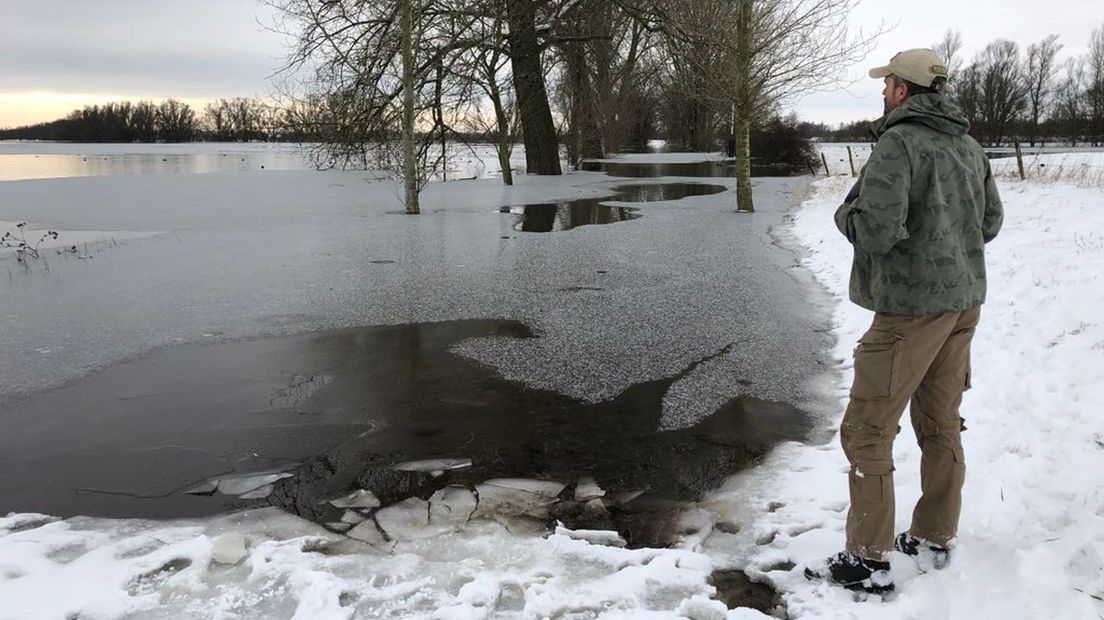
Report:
0,144,559,182
0,150,312,181
0,320,810,533
609,183,726,202
581,159,801,178
500,182,726,232
500,203,640,232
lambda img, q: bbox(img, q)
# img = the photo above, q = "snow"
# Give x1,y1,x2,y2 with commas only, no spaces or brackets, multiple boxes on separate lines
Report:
3,147,1104,618
701,174,1104,618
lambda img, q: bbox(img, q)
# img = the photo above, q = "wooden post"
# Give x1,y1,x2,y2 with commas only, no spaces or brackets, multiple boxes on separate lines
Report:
807,162,817,176
1014,141,1026,181
846,146,857,177
821,152,830,176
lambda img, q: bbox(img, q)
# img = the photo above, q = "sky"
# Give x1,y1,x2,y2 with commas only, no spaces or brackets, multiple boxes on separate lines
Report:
2,0,1104,129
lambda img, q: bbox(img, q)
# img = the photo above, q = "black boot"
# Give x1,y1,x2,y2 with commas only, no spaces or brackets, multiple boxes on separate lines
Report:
804,552,894,594
895,532,950,569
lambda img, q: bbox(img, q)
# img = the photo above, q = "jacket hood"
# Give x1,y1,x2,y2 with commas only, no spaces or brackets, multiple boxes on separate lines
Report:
875,93,970,137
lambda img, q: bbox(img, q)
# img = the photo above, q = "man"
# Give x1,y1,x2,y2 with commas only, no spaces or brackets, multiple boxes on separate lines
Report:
804,49,1004,594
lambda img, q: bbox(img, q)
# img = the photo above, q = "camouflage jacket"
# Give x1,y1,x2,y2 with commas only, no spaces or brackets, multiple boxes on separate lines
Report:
834,93,1004,315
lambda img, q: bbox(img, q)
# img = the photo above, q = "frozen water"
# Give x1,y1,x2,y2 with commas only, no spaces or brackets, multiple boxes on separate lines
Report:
209,532,247,565
374,497,432,541
328,489,381,510
574,475,606,501
428,486,478,529
0,165,829,433
469,480,568,525
215,473,293,496
393,458,473,473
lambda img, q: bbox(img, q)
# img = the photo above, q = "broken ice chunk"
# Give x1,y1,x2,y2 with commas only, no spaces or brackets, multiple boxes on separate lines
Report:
347,519,392,550
181,478,219,495
554,524,627,548
473,479,566,520
483,478,566,497
237,484,275,500
375,497,431,540
392,458,472,473
574,476,606,501
215,472,293,496
328,489,381,509
340,510,367,525
428,486,478,528
210,533,248,565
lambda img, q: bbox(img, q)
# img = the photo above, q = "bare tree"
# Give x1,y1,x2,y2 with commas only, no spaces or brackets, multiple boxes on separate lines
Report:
932,30,964,80
655,0,733,152
1087,25,1104,146
267,0,484,212
546,2,665,165
969,40,1027,146
504,0,563,175
1023,34,1062,146
660,0,879,212
1055,57,1087,145
156,99,198,142
449,12,520,184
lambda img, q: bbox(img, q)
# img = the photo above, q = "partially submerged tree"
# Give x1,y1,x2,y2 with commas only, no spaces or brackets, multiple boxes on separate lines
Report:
268,0,484,213
504,0,563,175
658,0,878,211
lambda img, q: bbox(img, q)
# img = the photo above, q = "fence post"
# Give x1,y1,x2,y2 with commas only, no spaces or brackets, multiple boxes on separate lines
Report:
821,152,830,177
1014,141,1026,181
846,146,857,177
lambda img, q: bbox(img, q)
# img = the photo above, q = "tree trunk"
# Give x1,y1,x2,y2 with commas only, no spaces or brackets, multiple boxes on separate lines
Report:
733,0,754,213
435,53,447,181
489,77,514,185
401,0,419,213
506,0,562,175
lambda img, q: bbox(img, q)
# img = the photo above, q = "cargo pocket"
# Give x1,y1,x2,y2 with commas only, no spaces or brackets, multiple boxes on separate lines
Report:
850,332,902,401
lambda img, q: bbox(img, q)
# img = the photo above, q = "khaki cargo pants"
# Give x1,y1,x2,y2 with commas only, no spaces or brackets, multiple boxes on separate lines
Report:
841,306,979,562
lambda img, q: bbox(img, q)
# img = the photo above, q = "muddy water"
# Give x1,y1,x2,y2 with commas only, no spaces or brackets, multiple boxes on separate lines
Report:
500,182,726,232
0,320,809,545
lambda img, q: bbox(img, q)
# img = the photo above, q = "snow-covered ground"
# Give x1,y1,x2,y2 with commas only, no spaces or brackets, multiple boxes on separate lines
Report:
700,171,1104,618
3,148,1103,618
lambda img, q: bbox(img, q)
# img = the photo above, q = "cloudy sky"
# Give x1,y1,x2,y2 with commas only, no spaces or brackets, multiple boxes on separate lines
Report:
2,0,1104,129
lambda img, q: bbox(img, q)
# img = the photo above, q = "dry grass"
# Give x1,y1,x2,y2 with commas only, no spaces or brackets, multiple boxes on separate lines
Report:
991,153,1104,188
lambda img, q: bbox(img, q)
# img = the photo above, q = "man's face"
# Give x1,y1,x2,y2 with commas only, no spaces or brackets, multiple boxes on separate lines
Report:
882,77,908,114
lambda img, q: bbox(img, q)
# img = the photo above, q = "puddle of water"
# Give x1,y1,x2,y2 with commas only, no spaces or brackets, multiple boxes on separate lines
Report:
581,160,800,178
606,183,726,202
499,203,640,232
500,182,727,232
0,320,810,543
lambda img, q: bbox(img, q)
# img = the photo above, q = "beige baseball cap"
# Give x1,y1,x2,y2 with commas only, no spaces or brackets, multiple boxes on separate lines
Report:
869,48,952,92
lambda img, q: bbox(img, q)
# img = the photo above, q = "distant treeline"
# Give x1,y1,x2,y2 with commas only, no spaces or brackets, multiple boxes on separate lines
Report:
802,27,1104,147
0,98,303,143
0,96,529,145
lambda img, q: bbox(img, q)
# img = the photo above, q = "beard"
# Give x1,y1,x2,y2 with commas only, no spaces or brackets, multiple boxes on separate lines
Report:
883,98,895,115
